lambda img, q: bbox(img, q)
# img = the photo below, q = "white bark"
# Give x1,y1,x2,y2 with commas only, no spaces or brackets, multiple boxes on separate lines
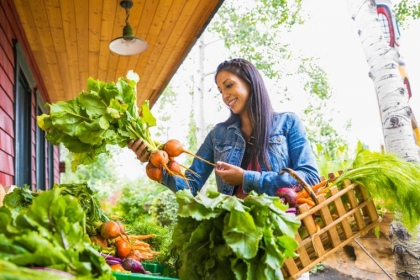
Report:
350,0,419,162
349,0,420,279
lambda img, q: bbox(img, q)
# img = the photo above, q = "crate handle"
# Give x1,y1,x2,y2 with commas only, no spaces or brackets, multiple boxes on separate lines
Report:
280,168,318,203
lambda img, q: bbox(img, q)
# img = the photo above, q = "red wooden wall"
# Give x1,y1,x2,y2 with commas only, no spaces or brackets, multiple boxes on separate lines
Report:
0,0,60,188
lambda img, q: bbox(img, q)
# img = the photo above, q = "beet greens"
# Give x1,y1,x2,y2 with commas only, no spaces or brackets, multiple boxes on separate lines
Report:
37,74,158,171
170,189,301,280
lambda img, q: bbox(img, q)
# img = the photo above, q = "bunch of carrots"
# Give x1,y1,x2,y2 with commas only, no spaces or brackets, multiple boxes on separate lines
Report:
295,179,331,208
90,220,160,273
145,139,215,183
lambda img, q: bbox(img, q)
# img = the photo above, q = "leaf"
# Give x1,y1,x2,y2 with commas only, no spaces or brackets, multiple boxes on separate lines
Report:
223,213,261,259
77,92,107,118
141,100,157,127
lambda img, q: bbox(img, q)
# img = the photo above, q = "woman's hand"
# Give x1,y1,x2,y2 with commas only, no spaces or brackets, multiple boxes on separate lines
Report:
215,161,244,186
128,139,151,163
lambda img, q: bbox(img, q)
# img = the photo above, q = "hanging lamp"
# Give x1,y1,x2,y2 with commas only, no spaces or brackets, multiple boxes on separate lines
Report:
109,0,148,56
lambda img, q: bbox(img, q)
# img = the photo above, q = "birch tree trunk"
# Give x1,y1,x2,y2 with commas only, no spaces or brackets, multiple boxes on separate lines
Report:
349,0,420,278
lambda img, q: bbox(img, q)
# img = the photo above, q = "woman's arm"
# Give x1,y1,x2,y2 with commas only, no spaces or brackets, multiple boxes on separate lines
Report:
242,113,320,196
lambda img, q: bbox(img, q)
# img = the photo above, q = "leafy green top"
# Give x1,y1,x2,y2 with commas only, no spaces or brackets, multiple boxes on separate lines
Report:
170,188,300,280
37,75,157,171
333,144,420,232
0,186,114,279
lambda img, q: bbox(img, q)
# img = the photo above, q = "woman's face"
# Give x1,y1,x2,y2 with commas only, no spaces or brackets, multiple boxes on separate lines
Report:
216,70,250,115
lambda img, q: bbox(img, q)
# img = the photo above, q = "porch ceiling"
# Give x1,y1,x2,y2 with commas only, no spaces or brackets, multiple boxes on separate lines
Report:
14,0,223,107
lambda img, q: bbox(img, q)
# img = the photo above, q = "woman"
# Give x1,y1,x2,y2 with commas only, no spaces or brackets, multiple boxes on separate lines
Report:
129,58,320,197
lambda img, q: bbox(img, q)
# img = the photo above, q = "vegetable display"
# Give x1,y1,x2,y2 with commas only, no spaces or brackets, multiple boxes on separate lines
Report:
0,186,114,279
3,183,109,236
170,188,301,280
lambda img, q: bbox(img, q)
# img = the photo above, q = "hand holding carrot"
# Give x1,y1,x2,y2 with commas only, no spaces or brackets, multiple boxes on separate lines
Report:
215,161,244,186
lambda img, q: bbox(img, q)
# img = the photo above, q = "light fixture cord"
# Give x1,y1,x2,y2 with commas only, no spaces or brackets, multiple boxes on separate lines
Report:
125,6,131,26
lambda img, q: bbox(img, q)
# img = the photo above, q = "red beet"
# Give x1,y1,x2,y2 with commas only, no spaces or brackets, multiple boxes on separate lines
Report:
122,258,146,274
275,187,298,207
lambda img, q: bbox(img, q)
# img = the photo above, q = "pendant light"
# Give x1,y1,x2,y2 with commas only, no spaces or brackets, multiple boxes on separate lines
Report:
109,0,148,56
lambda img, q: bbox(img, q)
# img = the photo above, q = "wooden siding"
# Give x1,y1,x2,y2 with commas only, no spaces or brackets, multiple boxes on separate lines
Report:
0,0,59,188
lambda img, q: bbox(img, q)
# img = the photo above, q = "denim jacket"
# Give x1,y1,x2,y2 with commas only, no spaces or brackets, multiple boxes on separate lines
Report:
161,112,320,196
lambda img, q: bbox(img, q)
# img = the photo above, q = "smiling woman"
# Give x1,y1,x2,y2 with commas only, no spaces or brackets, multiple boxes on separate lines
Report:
129,58,321,203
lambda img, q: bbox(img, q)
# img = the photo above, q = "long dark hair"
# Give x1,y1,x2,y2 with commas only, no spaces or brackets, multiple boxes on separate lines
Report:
215,58,274,170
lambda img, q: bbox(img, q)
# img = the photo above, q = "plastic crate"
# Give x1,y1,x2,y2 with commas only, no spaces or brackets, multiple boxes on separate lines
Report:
113,262,178,280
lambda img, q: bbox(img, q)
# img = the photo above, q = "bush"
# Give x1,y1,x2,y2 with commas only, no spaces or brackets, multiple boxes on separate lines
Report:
150,190,178,227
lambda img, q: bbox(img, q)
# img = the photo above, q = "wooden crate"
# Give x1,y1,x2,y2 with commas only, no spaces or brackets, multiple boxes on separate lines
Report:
281,178,380,280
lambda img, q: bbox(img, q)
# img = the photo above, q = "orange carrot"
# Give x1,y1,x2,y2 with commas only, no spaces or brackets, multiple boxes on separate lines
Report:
297,197,315,207
129,234,156,240
311,179,328,192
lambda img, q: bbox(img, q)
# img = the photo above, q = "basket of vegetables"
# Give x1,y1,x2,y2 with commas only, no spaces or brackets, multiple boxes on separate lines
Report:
279,168,380,279
280,148,420,280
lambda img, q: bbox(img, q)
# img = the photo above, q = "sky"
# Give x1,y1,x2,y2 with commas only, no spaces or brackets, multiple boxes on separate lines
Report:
115,0,420,179
293,0,420,151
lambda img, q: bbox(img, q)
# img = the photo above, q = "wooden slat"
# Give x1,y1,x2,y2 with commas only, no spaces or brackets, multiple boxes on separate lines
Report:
97,0,119,81
317,194,342,247
145,0,216,103
298,203,325,257
28,0,65,101
88,0,103,80
73,0,88,91
330,187,353,239
0,87,13,119
59,0,80,96
344,180,366,230
137,0,193,102
358,185,379,222
45,0,74,100
13,0,43,51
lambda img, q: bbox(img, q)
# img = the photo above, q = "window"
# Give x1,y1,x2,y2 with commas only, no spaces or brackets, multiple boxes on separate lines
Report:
36,106,46,190
14,41,56,190
14,71,32,187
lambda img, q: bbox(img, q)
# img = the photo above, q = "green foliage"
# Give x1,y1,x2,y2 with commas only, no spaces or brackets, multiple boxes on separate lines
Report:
297,59,353,176
37,75,158,171
209,0,303,80
333,143,420,232
171,188,300,280
395,0,420,23
126,219,175,265
112,180,167,224
0,187,113,279
60,144,130,202
3,183,110,237
150,190,178,227
309,262,325,275
2,185,37,212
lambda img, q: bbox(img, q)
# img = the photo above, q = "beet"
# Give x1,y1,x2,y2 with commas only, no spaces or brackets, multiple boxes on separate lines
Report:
275,187,298,207
122,258,146,274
